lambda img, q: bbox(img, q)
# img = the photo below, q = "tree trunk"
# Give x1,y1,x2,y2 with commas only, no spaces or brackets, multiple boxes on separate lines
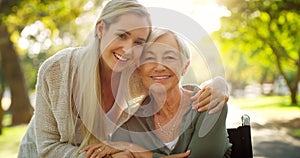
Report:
0,90,3,135
290,86,298,105
0,24,33,125
267,40,299,106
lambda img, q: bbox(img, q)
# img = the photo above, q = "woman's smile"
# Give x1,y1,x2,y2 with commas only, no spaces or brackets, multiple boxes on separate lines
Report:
150,75,172,82
113,52,130,63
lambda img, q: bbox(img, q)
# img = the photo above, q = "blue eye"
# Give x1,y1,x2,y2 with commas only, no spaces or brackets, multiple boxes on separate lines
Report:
134,41,144,46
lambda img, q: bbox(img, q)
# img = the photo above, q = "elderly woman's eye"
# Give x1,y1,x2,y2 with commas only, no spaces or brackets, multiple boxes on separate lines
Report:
165,56,176,60
143,57,154,61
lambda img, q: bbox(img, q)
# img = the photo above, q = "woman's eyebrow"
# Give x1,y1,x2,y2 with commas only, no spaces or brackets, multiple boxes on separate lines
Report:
164,50,178,55
117,29,146,41
117,29,131,35
144,50,154,55
137,38,146,42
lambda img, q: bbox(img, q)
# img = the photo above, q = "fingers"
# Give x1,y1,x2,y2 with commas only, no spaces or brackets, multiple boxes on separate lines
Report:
162,150,191,158
176,150,191,158
191,86,229,113
90,147,104,158
191,87,212,110
98,145,122,158
191,88,210,109
85,144,104,158
81,145,92,154
111,150,134,158
193,96,210,111
198,97,219,112
190,87,208,101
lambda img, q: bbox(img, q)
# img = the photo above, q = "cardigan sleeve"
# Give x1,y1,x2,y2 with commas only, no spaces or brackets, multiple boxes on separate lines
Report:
34,51,83,158
18,116,39,158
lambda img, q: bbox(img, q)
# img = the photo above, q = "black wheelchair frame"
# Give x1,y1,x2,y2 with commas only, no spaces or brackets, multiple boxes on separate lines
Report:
227,114,253,158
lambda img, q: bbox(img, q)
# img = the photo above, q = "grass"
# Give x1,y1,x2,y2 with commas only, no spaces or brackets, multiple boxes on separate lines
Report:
230,95,300,138
0,125,27,158
0,113,28,158
230,95,300,117
292,129,300,139
231,95,300,109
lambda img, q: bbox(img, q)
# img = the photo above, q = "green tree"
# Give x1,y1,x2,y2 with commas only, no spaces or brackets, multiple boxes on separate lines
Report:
0,15,33,125
214,0,300,105
0,0,104,127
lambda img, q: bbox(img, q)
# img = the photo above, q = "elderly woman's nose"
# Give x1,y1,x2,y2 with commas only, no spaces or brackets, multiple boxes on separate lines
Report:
153,63,167,71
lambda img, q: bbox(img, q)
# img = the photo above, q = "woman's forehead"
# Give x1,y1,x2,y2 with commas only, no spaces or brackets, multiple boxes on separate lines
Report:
111,13,150,31
149,33,179,51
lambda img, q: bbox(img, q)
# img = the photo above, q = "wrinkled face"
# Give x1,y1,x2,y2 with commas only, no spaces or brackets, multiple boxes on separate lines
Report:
138,33,189,93
98,13,150,72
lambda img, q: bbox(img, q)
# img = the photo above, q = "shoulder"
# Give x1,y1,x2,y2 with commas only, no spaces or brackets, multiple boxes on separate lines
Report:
122,110,152,132
38,47,82,76
182,84,200,92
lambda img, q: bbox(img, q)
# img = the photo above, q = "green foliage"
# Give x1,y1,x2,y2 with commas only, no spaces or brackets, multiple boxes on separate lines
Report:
1,0,104,91
292,129,300,139
22,52,48,89
214,0,300,104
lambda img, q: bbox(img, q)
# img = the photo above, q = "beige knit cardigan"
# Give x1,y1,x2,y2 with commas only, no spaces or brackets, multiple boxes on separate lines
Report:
18,47,140,158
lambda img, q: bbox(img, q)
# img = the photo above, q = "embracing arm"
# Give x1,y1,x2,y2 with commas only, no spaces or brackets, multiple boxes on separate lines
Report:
191,76,229,114
81,122,189,158
81,141,190,158
111,142,190,158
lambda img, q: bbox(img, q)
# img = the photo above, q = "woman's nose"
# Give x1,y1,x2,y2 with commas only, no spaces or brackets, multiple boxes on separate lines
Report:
154,63,166,72
121,41,134,53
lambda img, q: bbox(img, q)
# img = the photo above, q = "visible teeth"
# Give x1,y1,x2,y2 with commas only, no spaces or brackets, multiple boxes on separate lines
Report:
152,76,169,80
114,53,129,62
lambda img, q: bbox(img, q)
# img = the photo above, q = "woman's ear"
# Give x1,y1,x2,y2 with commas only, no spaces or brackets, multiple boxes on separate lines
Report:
181,60,190,76
96,20,105,39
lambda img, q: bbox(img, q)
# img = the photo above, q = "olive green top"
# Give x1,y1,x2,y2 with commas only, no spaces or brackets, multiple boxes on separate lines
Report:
112,89,231,158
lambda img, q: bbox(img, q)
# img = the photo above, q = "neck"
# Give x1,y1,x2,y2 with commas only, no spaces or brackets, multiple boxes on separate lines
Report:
155,87,182,118
99,58,121,113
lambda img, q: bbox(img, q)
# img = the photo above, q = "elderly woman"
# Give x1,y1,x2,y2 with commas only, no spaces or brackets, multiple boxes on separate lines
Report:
109,28,232,158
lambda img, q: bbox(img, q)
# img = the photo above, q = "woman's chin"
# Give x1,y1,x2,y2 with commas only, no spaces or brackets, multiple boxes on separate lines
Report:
149,83,166,94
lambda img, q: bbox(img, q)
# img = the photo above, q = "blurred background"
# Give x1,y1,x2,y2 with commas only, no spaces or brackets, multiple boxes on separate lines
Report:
0,0,299,157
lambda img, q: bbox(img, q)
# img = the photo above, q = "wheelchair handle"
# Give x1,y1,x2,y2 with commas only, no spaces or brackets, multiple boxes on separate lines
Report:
241,114,250,126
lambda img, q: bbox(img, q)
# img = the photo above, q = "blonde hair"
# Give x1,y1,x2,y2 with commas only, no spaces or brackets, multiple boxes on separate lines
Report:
72,0,151,155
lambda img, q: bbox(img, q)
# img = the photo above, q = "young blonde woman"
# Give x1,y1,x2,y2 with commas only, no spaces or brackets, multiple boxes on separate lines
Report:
18,0,229,157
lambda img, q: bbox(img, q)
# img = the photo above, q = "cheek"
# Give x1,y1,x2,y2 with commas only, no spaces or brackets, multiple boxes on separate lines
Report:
138,66,148,77
100,33,116,52
132,46,144,61
138,66,151,79
167,63,182,76
100,40,109,54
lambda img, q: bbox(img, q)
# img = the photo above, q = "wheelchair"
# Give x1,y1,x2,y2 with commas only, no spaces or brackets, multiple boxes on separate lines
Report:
227,114,253,158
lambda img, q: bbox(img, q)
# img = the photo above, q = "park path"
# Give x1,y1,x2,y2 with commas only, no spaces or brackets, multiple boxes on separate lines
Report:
226,101,300,158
